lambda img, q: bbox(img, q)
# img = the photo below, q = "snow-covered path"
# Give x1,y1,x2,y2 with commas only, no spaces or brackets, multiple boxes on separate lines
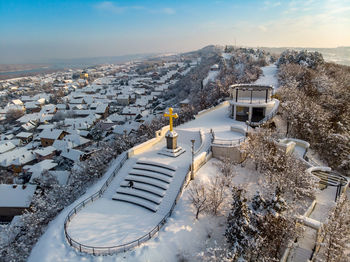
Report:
254,64,279,91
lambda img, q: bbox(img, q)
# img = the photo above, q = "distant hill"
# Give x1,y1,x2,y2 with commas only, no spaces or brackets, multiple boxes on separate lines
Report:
260,46,350,66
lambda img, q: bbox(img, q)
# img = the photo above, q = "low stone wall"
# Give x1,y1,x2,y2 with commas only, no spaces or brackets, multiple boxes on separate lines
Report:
277,141,296,155
212,145,243,163
128,125,170,158
194,129,205,155
196,101,229,118
306,166,332,175
230,124,247,136
280,138,310,149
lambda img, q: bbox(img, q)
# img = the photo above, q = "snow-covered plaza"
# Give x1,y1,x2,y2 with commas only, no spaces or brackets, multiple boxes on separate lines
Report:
27,64,348,262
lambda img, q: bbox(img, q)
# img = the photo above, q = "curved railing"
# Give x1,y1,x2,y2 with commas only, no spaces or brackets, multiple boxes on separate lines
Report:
64,152,128,255
212,137,246,147
211,130,246,147
64,136,213,255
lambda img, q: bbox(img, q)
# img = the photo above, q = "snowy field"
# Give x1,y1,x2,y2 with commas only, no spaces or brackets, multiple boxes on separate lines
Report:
254,64,279,90
67,199,164,246
203,70,219,86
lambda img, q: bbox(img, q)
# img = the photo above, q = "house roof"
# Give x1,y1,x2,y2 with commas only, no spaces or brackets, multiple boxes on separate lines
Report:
34,146,56,157
61,148,83,161
0,147,35,167
0,184,37,208
0,141,16,154
12,99,23,106
37,124,55,130
26,159,58,175
16,132,33,139
38,129,65,140
113,121,141,135
21,122,36,131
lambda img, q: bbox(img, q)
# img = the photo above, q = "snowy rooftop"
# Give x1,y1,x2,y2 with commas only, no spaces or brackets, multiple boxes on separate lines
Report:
33,146,56,157
38,129,65,140
0,184,37,208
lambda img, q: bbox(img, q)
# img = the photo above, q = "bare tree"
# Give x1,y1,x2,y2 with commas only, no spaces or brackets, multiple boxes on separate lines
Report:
207,175,226,216
188,181,207,219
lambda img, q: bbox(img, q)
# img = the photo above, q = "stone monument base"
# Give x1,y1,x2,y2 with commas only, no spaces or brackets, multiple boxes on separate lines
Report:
158,146,186,158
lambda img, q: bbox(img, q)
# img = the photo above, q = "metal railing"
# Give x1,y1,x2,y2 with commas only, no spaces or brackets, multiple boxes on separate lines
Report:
235,97,272,104
64,140,213,255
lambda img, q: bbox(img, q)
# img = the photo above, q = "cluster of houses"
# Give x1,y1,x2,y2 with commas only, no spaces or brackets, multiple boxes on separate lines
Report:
0,58,199,223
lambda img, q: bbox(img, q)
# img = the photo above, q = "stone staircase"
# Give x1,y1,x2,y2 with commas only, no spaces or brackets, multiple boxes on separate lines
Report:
112,160,176,212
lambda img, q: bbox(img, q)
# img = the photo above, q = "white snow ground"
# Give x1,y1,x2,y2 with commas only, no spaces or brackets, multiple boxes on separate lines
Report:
203,70,219,86
254,64,279,91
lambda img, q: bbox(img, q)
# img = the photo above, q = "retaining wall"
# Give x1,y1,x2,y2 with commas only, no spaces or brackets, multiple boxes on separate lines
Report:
212,145,243,163
196,101,229,118
128,125,170,157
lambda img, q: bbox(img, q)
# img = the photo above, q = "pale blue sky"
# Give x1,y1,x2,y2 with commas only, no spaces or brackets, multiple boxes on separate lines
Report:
0,0,349,63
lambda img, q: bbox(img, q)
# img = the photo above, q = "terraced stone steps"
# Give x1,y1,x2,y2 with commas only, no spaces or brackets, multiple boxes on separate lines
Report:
113,194,158,212
125,175,169,190
136,160,176,172
133,164,174,177
129,169,172,183
120,181,166,197
116,187,162,204
112,161,176,212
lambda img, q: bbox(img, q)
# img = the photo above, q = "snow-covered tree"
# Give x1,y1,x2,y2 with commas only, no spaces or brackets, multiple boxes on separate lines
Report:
225,187,257,261
241,129,318,206
277,58,350,174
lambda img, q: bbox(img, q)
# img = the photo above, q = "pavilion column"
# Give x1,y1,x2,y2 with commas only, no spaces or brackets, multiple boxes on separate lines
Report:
250,90,253,104
265,89,268,103
248,107,253,122
233,105,236,120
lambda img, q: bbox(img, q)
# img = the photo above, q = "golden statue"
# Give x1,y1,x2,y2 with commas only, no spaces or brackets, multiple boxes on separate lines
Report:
164,107,178,132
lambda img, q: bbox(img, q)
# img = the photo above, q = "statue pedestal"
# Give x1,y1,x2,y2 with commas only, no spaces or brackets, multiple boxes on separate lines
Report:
166,131,178,149
158,130,186,158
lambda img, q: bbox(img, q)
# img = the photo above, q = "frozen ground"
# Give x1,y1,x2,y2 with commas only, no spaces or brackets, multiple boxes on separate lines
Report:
254,64,279,91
